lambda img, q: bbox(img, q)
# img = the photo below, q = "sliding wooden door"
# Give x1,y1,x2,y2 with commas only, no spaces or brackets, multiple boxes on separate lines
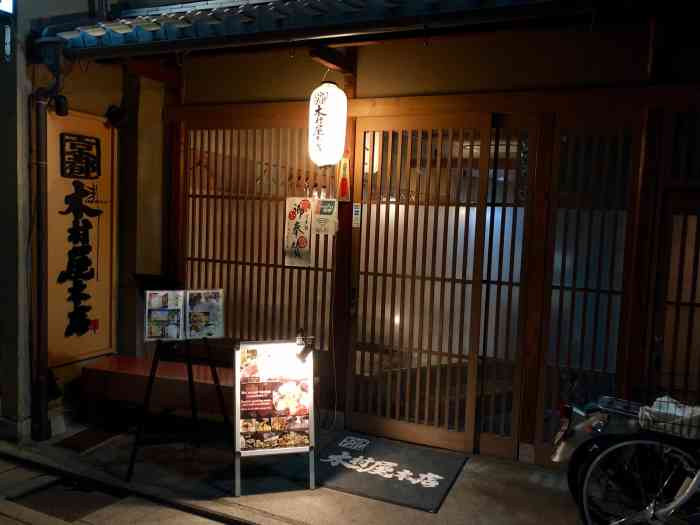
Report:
347,114,486,452
536,111,643,445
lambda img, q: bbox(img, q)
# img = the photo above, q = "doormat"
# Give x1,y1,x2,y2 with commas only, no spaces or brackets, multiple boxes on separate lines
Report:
317,433,468,513
55,428,122,455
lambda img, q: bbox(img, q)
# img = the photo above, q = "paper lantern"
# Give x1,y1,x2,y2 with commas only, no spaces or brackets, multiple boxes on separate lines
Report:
308,82,347,167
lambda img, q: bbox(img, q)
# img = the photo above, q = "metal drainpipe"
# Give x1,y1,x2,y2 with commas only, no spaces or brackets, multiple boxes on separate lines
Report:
31,94,51,441
30,36,64,441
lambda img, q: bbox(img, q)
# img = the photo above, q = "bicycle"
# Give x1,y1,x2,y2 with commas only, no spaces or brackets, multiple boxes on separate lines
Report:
554,396,700,525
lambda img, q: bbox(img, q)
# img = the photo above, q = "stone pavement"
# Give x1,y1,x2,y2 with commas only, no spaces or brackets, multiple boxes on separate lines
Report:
0,456,220,525
1,449,579,525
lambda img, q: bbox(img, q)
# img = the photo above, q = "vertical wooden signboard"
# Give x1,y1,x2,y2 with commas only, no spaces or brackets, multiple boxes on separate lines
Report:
47,112,117,367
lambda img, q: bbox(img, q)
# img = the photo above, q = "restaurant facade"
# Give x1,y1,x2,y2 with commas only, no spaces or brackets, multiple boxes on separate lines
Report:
1,0,700,469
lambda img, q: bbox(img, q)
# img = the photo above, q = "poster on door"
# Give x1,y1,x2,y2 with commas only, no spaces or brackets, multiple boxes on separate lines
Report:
236,341,314,456
285,197,313,267
313,199,338,235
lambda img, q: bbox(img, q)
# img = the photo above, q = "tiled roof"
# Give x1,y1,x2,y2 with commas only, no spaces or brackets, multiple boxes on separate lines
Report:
35,0,575,58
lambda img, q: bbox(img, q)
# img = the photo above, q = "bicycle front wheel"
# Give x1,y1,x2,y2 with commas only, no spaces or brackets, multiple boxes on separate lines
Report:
581,438,698,525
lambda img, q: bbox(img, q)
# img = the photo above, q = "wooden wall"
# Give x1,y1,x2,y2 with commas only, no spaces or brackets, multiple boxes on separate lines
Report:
183,24,649,105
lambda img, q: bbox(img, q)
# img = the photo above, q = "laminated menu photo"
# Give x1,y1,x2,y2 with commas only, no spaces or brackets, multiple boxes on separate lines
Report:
238,342,313,452
144,289,225,341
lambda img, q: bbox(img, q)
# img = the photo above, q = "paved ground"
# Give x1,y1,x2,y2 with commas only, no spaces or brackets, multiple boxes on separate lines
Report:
1,449,579,525
0,456,220,525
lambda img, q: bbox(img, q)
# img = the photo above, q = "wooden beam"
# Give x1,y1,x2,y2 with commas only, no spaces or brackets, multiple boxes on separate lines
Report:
309,47,355,75
126,58,181,88
166,85,700,128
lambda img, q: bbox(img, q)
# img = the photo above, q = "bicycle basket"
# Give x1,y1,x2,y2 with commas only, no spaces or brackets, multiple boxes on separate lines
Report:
638,396,700,440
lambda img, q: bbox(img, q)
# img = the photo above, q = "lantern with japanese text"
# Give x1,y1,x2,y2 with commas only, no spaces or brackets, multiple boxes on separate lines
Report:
308,82,347,167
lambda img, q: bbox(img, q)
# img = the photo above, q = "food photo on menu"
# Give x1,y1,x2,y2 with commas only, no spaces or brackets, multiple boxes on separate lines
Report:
239,345,312,451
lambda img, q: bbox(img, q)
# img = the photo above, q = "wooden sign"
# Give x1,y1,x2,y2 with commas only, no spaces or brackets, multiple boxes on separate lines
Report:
47,112,117,367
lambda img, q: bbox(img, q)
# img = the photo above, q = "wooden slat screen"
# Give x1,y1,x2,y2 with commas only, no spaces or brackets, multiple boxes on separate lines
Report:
478,125,528,440
540,128,635,441
350,115,490,452
659,208,700,400
185,127,335,350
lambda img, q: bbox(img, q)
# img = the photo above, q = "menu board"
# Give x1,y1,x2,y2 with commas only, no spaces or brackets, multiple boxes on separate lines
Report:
144,289,225,341
235,341,314,456
145,291,185,340
186,290,225,339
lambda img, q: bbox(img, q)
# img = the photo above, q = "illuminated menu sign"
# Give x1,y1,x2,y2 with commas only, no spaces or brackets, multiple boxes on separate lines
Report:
235,341,314,457
0,0,12,14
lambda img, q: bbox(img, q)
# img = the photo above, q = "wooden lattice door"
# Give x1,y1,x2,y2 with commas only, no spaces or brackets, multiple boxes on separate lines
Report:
347,113,502,452
536,112,644,445
653,191,700,400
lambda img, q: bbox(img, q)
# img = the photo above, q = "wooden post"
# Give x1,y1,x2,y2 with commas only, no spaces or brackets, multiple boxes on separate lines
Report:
517,113,555,448
622,109,664,399
117,71,144,357
334,48,356,423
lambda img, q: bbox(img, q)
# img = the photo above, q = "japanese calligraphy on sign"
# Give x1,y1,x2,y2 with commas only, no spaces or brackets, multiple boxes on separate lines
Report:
284,197,312,268
57,180,103,337
320,451,445,488
311,90,328,156
60,133,101,180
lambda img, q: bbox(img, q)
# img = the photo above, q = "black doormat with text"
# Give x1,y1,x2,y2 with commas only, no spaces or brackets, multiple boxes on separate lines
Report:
316,432,467,513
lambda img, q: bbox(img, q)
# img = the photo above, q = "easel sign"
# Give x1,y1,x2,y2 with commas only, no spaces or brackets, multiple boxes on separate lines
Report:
234,340,315,496
144,289,224,341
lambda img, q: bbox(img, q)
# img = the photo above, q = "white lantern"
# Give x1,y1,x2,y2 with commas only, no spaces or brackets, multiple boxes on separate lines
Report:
308,81,347,167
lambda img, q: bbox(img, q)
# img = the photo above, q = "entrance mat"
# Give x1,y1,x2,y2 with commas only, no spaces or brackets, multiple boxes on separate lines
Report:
317,433,468,513
55,428,122,455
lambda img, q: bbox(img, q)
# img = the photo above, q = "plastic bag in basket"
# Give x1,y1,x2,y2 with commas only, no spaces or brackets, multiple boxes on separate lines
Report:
639,396,700,440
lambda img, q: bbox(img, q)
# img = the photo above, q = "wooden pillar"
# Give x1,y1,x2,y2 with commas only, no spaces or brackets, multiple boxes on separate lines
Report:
332,48,356,420
621,109,665,399
517,113,555,450
117,70,144,356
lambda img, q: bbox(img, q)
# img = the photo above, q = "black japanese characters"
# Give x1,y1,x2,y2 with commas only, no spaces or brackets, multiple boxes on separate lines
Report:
60,133,101,180
58,180,102,337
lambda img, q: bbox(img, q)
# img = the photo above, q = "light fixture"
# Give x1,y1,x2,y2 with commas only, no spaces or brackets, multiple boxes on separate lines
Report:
308,81,347,168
